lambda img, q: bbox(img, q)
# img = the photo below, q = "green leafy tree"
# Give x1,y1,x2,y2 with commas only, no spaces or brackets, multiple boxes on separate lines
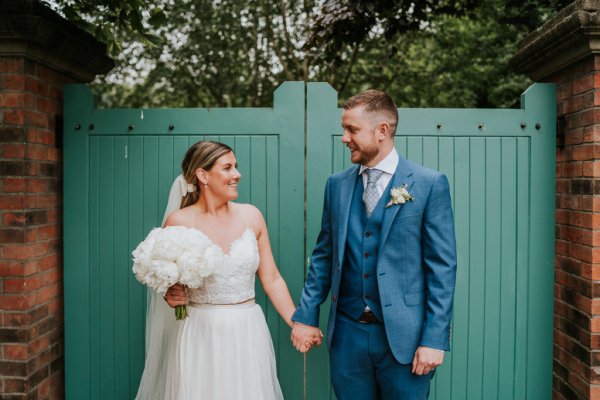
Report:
328,0,573,107
52,0,573,108
44,0,166,56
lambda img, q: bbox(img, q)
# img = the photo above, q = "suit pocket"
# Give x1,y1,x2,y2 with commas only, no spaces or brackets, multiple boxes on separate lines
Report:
404,290,425,306
397,212,421,222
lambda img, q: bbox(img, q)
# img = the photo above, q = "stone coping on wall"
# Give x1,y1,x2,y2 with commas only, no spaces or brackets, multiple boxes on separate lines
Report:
511,0,600,80
0,0,114,82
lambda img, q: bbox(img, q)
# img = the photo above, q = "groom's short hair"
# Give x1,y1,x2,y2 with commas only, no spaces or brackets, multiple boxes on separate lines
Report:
343,90,398,136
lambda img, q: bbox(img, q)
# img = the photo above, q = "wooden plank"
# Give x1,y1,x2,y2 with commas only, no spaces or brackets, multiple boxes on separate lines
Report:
63,84,94,399
265,135,282,367
451,137,470,400
525,84,556,399
307,83,339,400
482,138,501,399
99,137,117,399
274,82,306,400
113,136,130,398
127,137,146,392
498,138,518,400
233,136,251,204
467,137,485,399
91,108,275,135
158,137,175,223
250,136,268,314
407,136,423,164
88,136,100,400
514,137,530,398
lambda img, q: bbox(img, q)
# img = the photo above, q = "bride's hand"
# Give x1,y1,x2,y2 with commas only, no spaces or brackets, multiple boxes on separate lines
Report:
164,283,187,308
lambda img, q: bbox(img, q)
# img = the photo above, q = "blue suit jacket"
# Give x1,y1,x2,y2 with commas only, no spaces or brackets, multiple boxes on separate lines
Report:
292,156,457,364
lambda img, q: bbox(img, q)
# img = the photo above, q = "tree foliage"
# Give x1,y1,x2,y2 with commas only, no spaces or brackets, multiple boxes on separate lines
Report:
44,0,166,56
55,0,573,109
339,0,573,108
304,0,478,68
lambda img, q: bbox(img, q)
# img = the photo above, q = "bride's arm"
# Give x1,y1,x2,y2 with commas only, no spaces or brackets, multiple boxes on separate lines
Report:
252,206,296,328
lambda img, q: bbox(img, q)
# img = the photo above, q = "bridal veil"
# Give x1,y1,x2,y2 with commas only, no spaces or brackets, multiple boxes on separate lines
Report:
134,175,187,400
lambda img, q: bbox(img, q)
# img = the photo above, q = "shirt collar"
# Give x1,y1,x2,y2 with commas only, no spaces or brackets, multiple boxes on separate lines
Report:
359,147,399,176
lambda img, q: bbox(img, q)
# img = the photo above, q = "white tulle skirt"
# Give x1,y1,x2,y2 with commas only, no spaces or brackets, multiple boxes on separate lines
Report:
162,300,284,400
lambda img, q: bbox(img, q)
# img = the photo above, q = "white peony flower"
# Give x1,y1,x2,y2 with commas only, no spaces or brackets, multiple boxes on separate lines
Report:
147,259,179,294
152,236,184,261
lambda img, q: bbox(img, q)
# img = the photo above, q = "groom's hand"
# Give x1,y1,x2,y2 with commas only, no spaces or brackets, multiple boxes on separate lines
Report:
291,322,323,353
411,346,444,375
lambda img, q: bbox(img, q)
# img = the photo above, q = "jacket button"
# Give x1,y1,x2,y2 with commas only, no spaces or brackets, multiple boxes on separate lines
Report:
364,252,370,258
365,231,372,237
332,295,337,302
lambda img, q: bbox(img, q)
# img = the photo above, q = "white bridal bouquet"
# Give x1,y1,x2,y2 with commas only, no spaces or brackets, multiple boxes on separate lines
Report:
132,226,219,320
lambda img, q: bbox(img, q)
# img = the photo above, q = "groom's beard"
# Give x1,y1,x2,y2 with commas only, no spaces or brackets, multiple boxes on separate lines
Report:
351,144,379,165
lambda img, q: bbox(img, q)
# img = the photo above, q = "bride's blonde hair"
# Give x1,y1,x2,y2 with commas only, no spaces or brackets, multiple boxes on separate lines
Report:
180,141,234,208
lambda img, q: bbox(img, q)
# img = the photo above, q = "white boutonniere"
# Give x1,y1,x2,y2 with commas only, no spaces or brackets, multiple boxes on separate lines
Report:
385,184,414,207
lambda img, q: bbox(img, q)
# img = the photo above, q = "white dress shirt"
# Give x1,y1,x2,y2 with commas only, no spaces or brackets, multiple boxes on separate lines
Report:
359,147,399,200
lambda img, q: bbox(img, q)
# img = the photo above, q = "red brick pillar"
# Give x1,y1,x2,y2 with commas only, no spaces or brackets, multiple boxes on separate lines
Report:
0,1,113,398
511,1,600,399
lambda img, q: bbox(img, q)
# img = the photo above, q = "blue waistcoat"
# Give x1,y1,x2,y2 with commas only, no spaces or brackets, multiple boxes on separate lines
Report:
337,175,388,322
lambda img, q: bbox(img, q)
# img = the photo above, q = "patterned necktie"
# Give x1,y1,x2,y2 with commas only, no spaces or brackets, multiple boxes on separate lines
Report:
362,168,384,217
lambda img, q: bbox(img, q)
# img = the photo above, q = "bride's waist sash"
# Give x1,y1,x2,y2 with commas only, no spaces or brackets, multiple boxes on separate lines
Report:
188,298,256,309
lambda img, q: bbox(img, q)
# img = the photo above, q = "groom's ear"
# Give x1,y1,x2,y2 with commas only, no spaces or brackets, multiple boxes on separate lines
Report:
376,121,391,141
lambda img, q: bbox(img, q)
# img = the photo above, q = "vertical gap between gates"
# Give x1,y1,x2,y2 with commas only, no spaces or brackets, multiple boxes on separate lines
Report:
303,81,308,400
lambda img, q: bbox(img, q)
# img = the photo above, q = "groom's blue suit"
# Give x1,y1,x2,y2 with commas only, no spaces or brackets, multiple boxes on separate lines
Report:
293,154,457,399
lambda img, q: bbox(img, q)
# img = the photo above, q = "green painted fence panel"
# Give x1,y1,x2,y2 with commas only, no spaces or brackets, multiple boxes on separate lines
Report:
65,81,555,399
305,82,555,400
64,82,306,400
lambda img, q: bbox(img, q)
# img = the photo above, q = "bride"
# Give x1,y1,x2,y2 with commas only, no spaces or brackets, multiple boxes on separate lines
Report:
135,141,320,399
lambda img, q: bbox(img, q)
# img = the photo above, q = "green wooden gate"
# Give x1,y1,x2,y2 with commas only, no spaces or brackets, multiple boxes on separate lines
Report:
63,82,306,399
64,82,555,399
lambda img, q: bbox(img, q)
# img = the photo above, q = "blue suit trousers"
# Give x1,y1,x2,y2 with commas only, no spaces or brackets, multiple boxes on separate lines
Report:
330,312,433,400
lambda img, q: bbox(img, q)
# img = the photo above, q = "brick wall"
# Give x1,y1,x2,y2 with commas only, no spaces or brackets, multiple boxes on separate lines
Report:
0,56,74,399
549,56,600,400
0,1,113,398
510,1,600,398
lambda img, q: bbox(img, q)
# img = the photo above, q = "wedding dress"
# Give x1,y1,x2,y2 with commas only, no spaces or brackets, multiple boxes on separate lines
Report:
135,178,283,400
165,227,284,399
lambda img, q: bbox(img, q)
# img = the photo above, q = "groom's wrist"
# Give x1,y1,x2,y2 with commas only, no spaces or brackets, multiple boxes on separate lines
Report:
292,320,318,328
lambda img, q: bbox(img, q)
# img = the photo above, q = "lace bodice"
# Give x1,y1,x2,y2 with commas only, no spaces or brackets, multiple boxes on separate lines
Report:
187,228,259,304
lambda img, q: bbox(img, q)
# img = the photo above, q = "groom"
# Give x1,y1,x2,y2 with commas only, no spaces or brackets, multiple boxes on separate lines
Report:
291,90,457,399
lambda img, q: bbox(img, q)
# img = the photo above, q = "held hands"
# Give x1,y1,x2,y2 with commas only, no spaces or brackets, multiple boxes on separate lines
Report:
164,283,188,308
291,322,324,353
412,346,444,375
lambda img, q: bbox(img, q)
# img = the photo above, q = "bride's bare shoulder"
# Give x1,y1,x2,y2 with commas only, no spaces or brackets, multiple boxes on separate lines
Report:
233,202,265,226
164,207,193,227
234,202,262,217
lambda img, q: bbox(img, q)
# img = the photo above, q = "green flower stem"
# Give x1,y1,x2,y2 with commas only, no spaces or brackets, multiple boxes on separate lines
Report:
175,304,188,320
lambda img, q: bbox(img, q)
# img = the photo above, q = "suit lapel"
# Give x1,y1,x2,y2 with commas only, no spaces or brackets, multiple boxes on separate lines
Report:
379,157,414,252
337,165,359,265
